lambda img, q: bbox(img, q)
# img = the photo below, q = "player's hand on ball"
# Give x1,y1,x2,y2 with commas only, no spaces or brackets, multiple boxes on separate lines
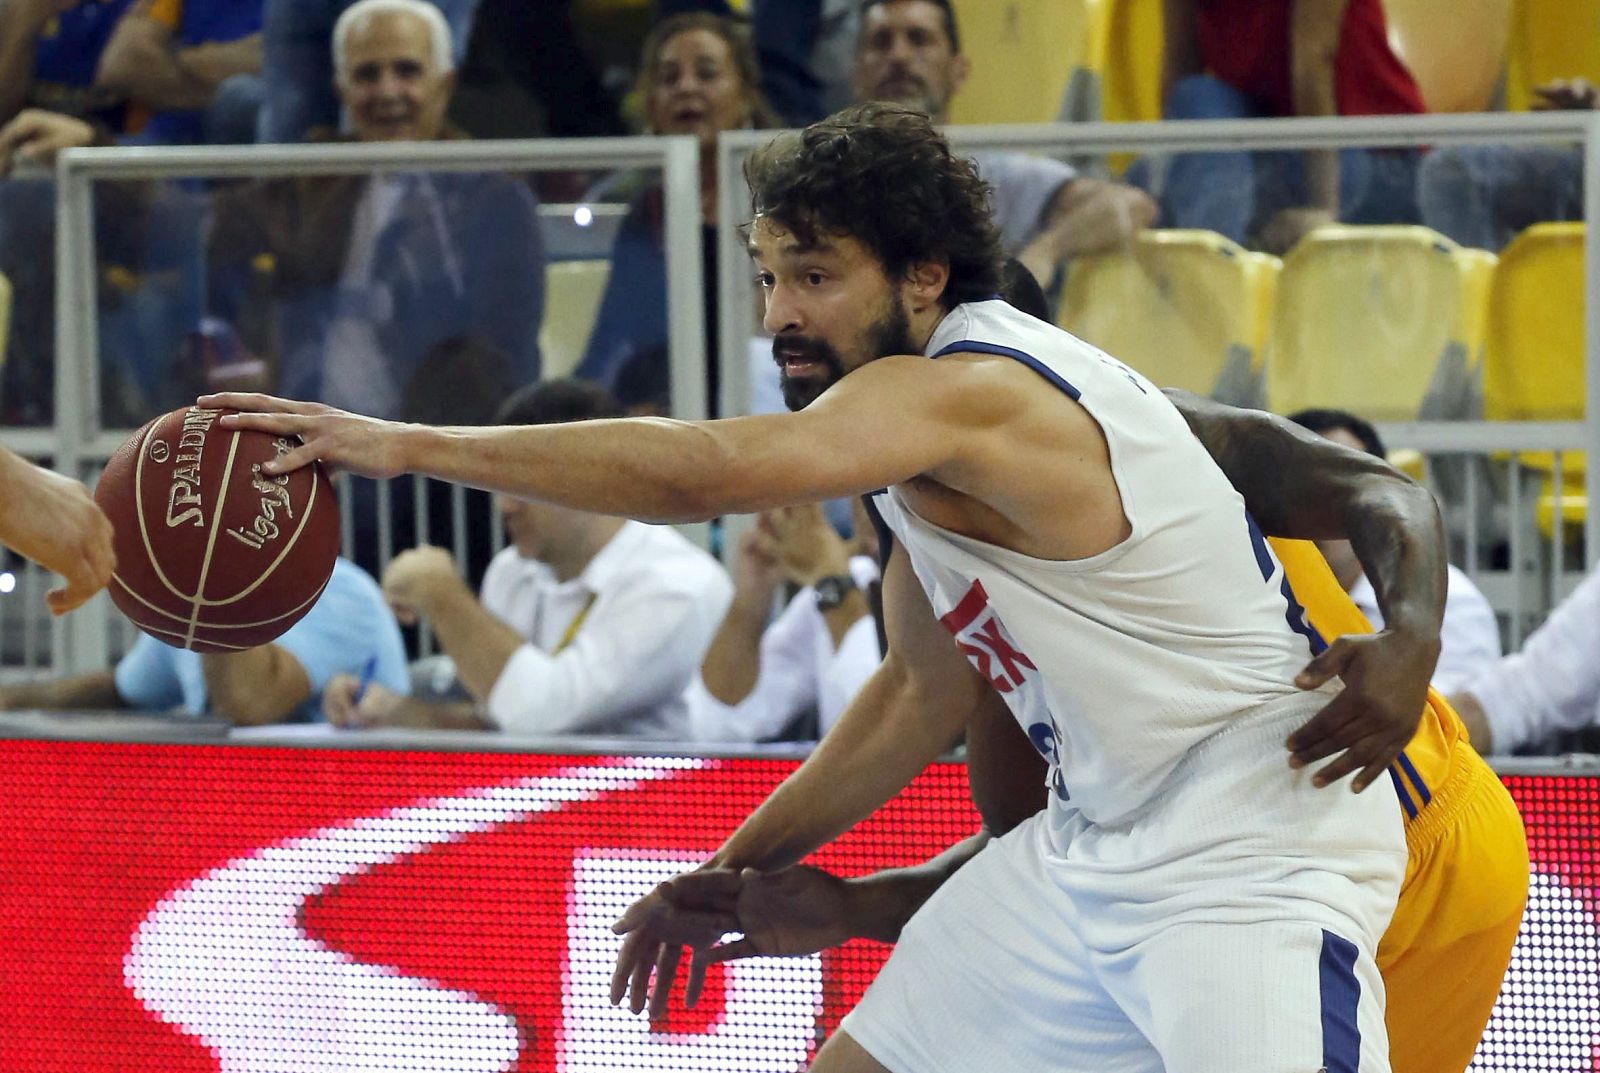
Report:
1287,628,1438,792
381,546,461,624
0,452,115,614
203,393,412,479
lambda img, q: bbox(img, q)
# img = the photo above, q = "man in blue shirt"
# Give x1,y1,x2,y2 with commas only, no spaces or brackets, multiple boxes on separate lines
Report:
0,557,408,724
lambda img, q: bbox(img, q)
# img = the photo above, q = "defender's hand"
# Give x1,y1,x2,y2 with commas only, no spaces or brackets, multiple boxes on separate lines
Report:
1287,630,1438,792
0,455,116,614
610,869,743,1020
203,393,412,479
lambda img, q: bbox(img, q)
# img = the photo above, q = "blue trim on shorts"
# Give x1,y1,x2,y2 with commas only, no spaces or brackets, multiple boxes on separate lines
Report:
1319,930,1362,1073
1388,767,1419,820
1395,750,1432,806
930,341,1082,400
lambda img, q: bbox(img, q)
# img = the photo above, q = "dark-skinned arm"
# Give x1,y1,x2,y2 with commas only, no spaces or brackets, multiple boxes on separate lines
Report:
1167,389,1446,791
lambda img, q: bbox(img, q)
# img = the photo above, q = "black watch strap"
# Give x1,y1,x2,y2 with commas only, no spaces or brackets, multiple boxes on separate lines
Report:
813,573,858,611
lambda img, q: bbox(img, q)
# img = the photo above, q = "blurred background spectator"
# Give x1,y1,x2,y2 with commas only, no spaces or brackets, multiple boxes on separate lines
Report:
0,0,135,131
575,11,777,414
1133,0,1426,253
0,557,407,725
324,380,734,739
95,0,264,146
852,0,1155,286
254,0,478,143
689,501,881,744
1419,78,1593,252
1452,565,1600,756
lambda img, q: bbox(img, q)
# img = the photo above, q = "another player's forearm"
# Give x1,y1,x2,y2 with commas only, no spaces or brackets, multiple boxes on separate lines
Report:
709,657,967,872
1171,393,1446,641
700,598,769,705
201,645,310,725
843,831,992,943
0,670,122,710
421,584,522,702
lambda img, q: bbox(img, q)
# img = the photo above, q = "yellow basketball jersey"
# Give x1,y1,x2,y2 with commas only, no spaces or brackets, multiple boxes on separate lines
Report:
1270,538,1528,1073
1268,537,1462,820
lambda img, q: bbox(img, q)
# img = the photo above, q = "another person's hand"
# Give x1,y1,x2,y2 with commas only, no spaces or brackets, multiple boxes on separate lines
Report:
0,109,96,174
730,519,786,605
1534,78,1600,111
766,503,850,588
1258,206,1336,256
381,545,462,625
0,451,116,614
610,864,861,1019
202,394,412,479
322,674,406,728
1286,628,1440,792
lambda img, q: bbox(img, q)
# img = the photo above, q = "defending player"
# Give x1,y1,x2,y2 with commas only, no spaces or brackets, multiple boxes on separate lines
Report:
214,103,1445,1071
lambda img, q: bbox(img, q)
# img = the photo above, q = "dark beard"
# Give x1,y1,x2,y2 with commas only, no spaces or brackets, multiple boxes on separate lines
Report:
775,297,916,411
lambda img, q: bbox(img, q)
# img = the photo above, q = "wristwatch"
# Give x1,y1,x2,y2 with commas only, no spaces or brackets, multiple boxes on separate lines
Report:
813,573,858,612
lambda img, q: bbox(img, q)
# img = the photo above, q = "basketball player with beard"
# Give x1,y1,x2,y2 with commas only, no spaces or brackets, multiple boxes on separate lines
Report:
211,103,1475,1072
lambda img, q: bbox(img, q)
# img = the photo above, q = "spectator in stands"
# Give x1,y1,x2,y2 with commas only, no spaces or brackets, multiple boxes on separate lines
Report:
852,0,1156,286
689,501,881,744
577,12,778,414
1290,407,1500,692
0,558,408,725
1452,567,1600,755
0,0,134,130
95,0,264,146
206,0,544,421
1139,0,1425,253
255,0,479,144
1418,78,1592,252
323,380,734,740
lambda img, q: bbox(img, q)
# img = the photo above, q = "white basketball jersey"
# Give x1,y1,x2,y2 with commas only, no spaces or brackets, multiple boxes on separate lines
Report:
873,300,1332,827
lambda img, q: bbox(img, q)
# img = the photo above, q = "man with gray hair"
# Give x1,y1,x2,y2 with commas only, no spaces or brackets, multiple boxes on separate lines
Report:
206,0,544,423
257,0,479,144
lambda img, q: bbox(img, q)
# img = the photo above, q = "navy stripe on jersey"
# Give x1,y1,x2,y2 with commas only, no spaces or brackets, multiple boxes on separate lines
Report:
1388,767,1420,820
930,340,1082,400
1319,931,1363,1073
861,491,895,570
1245,513,1328,656
1396,750,1432,806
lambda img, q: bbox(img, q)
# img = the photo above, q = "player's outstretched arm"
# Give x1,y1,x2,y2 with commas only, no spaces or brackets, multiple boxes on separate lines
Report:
1168,390,1446,792
203,355,982,523
610,545,986,1018
0,447,116,614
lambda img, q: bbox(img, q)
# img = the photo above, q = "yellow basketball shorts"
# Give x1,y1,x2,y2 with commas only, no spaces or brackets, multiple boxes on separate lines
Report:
1378,742,1529,1073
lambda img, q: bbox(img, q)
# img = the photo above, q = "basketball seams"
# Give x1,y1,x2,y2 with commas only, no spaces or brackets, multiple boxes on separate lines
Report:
207,464,326,608
128,416,201,605
111,573,330,631
183,430,244,647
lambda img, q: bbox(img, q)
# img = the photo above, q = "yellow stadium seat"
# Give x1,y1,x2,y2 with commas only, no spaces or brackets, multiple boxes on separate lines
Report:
1482,222,1586,535
1504,0,1600,111
1262,226,1487,421
947,0,1109,124
1059,229,1278,402
1383,0,1510,112
1102,0,1163,124
539,260,611,380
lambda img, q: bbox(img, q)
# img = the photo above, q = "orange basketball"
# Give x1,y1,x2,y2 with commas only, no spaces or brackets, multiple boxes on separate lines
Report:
94,405,340,653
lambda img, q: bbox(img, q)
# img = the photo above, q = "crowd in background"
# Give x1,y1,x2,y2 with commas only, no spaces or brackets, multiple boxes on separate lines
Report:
0,0,1596,756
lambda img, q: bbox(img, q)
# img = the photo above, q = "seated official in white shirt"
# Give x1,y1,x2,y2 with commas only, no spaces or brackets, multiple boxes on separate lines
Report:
1289,408,1501,693
1451,565,1600,754
689,500,882,743
323,380,733,739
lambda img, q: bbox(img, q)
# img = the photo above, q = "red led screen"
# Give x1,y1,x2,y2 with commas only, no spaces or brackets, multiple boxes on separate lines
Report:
0,743,1594,1071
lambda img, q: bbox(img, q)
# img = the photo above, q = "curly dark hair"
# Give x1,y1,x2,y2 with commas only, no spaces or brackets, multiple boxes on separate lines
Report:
743,102,1003,309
